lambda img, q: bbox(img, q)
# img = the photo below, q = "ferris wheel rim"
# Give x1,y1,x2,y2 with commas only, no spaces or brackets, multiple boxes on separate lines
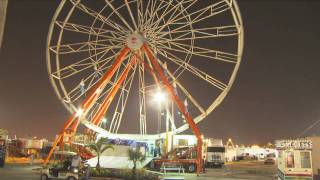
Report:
46,0,244,136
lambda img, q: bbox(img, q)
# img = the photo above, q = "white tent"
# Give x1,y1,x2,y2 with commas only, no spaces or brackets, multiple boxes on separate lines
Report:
87,156,153,169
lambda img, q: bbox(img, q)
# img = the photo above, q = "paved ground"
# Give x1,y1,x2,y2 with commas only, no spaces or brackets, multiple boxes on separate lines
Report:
0,161,277,180
185,161,277,180
0,163,40,180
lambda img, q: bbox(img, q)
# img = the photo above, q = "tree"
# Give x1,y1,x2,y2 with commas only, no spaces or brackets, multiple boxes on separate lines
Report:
88,137,114,170
128,146,146,178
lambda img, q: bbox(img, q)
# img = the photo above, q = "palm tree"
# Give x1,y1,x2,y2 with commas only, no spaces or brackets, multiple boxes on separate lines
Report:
88,137,114,170
128,146,146,178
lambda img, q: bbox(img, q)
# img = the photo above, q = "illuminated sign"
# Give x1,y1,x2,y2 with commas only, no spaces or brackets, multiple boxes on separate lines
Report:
275,139,312,150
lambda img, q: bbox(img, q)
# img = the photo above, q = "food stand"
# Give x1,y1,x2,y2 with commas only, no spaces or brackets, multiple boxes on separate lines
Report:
276,139,313,180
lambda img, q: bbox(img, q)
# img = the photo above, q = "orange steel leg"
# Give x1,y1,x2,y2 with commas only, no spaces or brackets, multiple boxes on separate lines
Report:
91,56,137,126
82,47,130,111
143,44,203,175
44,114,76,164
44,47,130,164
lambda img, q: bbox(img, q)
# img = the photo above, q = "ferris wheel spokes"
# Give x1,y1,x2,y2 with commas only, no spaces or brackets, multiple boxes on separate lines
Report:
156,60,206,115
51,47,119,81
138,61,147,135
105,0,135,32
157,40,239,64
156,25,240,40
69,0,130,34
156,47,228,91
109,65,137,133
157,0,232,31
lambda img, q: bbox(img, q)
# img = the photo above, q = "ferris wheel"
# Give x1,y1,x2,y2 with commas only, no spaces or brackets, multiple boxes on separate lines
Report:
47,0,243,142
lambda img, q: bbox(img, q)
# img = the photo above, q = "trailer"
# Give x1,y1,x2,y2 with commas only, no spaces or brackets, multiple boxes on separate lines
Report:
203,139,225,168
276,139,313,180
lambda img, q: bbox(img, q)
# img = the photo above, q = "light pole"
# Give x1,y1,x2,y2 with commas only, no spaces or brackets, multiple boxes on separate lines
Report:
153,89,166,134
153,89,171,154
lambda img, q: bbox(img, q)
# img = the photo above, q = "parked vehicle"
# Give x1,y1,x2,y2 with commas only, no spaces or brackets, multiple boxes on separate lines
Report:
204,139,225,168
264,158,275,165
40,151,88,180
149,135,201,173
151,146,198,173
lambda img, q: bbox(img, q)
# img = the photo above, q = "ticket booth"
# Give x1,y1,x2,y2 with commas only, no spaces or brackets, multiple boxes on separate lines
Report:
276,139,313,180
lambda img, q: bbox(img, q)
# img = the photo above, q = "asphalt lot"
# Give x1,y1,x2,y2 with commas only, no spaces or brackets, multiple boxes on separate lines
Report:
0,161,277,180
0,163,40,180
183,161,277,180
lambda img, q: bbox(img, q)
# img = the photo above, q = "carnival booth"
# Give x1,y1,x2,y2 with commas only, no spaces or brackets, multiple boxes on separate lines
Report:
276,139,313,180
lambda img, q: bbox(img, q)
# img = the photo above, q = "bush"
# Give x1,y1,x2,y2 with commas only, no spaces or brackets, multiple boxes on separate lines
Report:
90,168,159,180
90,168,112,177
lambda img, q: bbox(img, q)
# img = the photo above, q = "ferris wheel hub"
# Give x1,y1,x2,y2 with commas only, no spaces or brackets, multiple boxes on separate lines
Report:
126,32,144,51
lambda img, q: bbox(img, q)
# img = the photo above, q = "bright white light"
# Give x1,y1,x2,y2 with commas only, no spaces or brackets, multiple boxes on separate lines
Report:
76,108,84,117
153,90,167,104
102,117,107,123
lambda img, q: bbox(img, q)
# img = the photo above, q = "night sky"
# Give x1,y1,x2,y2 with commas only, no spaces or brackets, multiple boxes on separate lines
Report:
0,0,319,145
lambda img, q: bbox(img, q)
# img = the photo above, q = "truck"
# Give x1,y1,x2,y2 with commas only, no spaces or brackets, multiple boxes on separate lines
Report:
0,129,8,167
150,135,200,173
204,139,225,168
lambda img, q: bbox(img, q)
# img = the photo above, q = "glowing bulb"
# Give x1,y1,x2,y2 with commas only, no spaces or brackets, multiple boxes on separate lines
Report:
153,90,167,104
102,117,107,123
76,108,84,117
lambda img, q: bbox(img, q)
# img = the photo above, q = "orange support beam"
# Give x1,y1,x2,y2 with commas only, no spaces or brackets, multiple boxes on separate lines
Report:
82,47,130,111
44,47,130,164
143,44,203,175
91,56,137,126
44,114,76,164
